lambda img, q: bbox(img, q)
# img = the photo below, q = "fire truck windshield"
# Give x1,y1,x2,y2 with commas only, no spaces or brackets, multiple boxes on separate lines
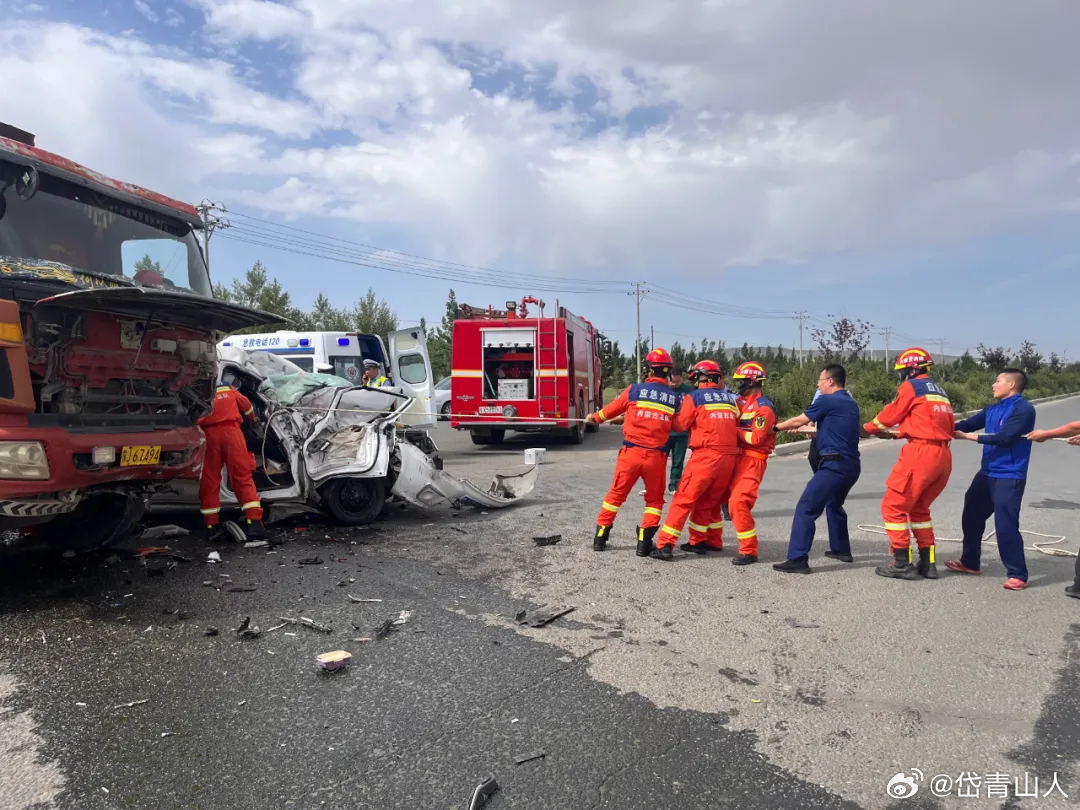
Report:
0,158,212,296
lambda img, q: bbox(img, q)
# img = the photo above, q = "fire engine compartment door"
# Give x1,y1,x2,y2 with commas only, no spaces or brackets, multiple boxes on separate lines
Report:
483,329,535,348
388,327,436,429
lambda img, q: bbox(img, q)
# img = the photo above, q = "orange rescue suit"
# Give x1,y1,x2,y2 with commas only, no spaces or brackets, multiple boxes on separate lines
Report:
658,383,740,549
864,375,954,551
592,377,678,532
728,391,778,557
198,385,262,525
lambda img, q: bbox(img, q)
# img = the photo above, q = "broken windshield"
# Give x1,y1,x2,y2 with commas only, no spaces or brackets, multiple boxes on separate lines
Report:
0,157,212,296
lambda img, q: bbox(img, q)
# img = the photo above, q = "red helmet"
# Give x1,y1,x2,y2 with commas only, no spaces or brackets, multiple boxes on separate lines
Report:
732,361,766,382
645,348,673,370
894,347,933,372
689,359,722,382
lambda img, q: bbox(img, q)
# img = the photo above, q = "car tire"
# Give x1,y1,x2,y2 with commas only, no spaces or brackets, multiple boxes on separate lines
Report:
569,395,586,444
470,432,490,446
488,429,506,445
320,477,387,525
440,401,451,421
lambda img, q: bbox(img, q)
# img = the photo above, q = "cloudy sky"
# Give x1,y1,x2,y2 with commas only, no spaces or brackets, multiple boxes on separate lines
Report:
3,0,1078,358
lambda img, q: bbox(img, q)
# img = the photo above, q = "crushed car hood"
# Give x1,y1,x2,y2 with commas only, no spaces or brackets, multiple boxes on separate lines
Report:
390,443,539,511
35,287,285,333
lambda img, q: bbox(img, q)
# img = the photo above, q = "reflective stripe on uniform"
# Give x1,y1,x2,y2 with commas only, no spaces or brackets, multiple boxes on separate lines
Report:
873,418,887,429
688,521,708,533
644,507,662,516
596,409,606,421
883,522,909,531
636,401,675,415
708,522,724,531
661,525,681,537
737,529,757,539
602,501,620,513
704,403,738,412
241,501,261,511
200,507,221,515
215,386,231,392
742,431,753,443
243,408,254,416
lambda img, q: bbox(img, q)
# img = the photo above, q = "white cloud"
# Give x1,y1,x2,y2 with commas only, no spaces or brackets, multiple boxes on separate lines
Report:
134,0,159,24
5,1,1080,276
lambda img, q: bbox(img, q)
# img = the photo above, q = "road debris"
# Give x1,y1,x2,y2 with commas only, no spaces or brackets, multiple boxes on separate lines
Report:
243,540,269,549
76,702,87,708
392,610,412,626
202,581,213,587
337,577,356,587
468,776,499,810
38,630,46,645
515,750,546,765
316,650,353,672
278,616,332,634
204,627,220,636
138,525,190,541
226,585,258,593
532,534,562,547
160,732,175,739
298,557,324,566
113,699,150,709
235,617,261,639
451,526,468,535
145,558,169,577
784,617,821,629
348,596,382,603
207,551,222,564
515,605,575,628
373,619,394,640
224,521,246,543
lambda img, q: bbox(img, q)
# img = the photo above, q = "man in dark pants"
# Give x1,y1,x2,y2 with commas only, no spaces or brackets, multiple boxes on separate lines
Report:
773,365,862,573
666,368,695,493
946,369,1036,590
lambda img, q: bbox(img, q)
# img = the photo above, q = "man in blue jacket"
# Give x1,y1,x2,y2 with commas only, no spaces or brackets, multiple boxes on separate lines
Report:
947,368,1036,590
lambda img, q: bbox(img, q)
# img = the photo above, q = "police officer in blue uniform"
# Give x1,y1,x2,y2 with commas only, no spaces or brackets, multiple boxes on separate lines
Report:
773,364,862,573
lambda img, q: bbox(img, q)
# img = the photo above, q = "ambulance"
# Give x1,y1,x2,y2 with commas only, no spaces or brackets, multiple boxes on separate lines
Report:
218,329,437,428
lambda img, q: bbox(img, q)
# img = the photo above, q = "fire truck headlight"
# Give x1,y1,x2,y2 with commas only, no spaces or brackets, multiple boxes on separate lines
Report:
0,441,50,480
502,406,518,420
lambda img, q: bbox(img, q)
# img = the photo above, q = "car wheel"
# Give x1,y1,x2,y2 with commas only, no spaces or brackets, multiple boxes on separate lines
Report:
440,401,451,420
470,432,490,445
488,429,506,445
320,477,387,525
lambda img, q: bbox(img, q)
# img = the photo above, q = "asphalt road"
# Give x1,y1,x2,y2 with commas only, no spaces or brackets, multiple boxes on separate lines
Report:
3,398,1080,810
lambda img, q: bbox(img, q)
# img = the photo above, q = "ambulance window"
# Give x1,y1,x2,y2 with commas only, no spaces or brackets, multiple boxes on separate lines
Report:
399,354,427,384
287,357,314,372
330,355,362,383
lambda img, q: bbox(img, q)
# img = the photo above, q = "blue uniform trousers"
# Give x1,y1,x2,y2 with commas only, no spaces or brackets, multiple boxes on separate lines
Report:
787,459,861,560
960,472,1028,582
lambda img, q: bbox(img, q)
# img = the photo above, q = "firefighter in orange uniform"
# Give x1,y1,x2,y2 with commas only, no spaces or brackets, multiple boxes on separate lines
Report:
198,377,267,541
864,348,954,579
586,349,678,555
655,360,741,560
728,362,777,566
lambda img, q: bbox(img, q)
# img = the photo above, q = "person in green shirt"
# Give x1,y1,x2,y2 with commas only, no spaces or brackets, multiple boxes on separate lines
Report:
666,367,695,493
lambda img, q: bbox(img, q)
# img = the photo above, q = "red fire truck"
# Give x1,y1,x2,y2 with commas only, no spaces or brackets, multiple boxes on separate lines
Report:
450,296,605,445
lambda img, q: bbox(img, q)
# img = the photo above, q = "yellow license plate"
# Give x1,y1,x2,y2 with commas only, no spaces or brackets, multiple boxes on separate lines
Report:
120,445,161,467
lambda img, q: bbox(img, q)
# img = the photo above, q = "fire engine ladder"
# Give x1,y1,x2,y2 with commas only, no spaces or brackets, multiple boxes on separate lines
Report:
536,316,560,419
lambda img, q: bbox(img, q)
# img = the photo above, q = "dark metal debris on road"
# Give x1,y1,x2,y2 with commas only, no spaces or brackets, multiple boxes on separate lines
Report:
226,585,258,593
235,617,261,639
278,616,332,634
514,749,546,765
112,699,150,709
532,534,562,547
243,540,268,549
298,557,324,566
137,525,190,542
204,627,219,636
515,605,575,628
347,595,382,603
784,617,821,629
468,776,499,810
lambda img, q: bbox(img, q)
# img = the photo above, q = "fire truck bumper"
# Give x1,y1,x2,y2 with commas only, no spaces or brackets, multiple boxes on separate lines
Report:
453,420,570,431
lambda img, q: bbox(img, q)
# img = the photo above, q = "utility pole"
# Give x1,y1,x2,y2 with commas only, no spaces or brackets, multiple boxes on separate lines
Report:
195,199,231,272
650,325,655,350
795,311,807,366
629,283,648,382
879,327,893,370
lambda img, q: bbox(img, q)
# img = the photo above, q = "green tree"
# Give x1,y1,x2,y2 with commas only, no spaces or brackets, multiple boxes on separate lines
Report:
135,254,163,275
428,289,460,381
353,287,399,340
293,293,354,331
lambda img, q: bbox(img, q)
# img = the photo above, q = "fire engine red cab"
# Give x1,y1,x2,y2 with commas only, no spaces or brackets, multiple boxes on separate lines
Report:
450,297,605,445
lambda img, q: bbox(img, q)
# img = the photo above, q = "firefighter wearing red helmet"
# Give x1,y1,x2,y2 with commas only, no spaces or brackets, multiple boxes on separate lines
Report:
653,360,741,560
864,347,955,580
726,361,777,565
586,348,679,554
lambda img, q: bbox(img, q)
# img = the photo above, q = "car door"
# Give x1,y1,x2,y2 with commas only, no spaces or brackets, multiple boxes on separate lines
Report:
387,327,436,428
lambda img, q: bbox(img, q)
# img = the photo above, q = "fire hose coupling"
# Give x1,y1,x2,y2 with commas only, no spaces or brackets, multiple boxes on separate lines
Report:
0,441,50,480
502,405,518,419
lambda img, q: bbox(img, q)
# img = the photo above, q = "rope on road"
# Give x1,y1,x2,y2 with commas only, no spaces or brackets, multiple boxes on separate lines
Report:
856,524,1076,557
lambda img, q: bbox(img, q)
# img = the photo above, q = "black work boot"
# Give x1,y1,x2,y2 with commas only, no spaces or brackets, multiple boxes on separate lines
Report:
1065,584,1080,600
202,524,227,544
916,545,938,579
732,554,758,566
245,519,268,541
636,526,658,558
773,556,810,573
825,550,854,563
649,542,674,561
593,525,609,552
875,548,920,580
679,541,708,555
